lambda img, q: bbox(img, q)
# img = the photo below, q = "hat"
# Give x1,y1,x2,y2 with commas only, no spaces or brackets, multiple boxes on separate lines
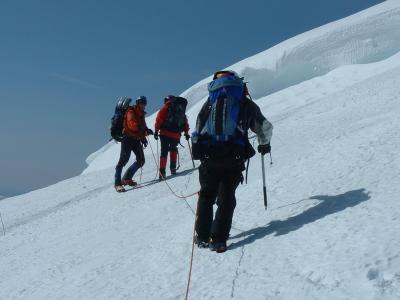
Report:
164,95,174,104
213,70,241,80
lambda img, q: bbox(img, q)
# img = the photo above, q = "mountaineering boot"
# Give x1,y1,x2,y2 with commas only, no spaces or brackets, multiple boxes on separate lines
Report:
194,235,209,248
121,179,137,186
159,168,166,180
114,185,126,193
209,239,227,253
170,167,177,175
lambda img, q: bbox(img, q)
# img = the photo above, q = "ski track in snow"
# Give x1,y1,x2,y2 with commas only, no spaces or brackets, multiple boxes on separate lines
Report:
1,2,400,299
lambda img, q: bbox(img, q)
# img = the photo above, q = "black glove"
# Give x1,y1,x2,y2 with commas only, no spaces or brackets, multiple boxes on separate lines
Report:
146,128,154,135
154,131,159,140
184,133,190,141
258,143,271,155
141,139,148,148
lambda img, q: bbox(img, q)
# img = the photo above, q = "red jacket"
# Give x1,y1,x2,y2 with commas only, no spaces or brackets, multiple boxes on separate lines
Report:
123,105,148,139
155,101,189,140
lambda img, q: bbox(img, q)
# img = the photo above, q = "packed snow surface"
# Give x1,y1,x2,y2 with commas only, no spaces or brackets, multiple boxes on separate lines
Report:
1,1,400,299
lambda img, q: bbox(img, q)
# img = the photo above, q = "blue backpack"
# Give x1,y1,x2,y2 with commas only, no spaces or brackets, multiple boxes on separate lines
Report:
191,75,257,161
200,75,245,143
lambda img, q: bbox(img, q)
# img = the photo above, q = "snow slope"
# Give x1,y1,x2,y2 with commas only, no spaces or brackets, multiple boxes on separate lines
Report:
82,0,400,175
1,1,400,299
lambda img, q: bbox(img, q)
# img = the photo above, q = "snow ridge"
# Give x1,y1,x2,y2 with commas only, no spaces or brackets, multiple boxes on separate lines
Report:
82,0,400,174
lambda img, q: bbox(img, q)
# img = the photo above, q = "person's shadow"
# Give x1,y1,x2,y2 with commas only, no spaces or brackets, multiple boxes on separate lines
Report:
167,166,198,179
229,188,370,250
125,167,198,192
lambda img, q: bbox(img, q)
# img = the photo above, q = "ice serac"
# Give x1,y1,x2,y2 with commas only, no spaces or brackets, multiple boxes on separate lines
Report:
182,0,400,102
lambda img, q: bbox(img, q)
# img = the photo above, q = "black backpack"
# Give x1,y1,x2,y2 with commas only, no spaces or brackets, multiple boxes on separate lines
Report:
162,96,188,132
110,97,132,142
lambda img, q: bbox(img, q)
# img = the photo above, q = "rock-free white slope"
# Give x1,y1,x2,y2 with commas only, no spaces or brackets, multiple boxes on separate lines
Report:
1,1,400,299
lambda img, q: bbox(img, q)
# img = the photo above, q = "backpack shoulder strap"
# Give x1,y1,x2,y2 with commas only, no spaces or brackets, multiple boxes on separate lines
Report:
195,99,212,135
237,96,254,133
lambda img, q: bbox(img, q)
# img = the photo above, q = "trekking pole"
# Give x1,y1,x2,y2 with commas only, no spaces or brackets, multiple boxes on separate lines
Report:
245,159,250,184
157,139,160,167
261,154,268,210
269,152,273,165
186,140,195,169
155,139,160,180
177,150,181,171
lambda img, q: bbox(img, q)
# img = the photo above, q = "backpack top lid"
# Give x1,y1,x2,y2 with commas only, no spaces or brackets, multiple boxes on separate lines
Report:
171,96,188,107
207,74,245,104
116,97,132,112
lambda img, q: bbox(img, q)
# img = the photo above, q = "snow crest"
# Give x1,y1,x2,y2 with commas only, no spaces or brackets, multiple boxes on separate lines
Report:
84,0,400,173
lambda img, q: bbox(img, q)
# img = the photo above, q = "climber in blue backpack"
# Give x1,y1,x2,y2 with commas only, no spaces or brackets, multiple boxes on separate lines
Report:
191,70,273,253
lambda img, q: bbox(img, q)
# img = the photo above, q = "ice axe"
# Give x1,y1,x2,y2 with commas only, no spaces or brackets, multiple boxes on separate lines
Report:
261,154,268,210
187,140,196,169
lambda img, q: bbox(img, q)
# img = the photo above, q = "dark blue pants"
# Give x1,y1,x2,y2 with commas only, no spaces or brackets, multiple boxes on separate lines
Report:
115,137,145,185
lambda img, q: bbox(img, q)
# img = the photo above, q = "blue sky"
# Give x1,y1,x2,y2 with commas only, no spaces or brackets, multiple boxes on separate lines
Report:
0,0,383,197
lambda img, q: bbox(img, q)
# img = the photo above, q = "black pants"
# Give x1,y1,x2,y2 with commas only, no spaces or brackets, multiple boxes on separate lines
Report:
195,159,243,242
160,135,179,169
114,137,145,185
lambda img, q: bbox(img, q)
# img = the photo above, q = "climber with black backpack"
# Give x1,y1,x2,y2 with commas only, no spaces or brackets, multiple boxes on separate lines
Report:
110,97,132,142
154,95,190,180
191,70,273,253
111,96,153,192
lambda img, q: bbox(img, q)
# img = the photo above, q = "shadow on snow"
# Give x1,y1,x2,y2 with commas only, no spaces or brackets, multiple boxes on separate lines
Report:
229,188,370,249
125,167,198,192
